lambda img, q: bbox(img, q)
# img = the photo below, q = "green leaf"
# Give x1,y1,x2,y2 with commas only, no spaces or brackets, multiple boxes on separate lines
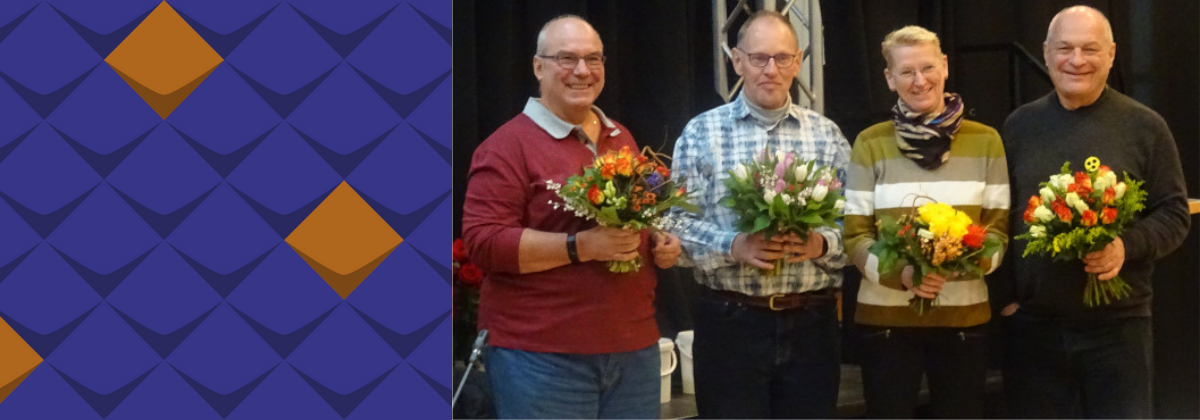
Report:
753,215,771,233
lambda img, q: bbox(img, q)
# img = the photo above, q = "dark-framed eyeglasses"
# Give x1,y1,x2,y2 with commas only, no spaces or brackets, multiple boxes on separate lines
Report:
537,53,606,69
742,52,798,68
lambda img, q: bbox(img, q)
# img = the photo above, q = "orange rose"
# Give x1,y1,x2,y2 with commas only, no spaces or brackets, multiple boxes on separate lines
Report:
1028,195,1043,208
1023,206,1037,223
1052,200,1073,222
614,157,633,176
588,185,604,205
1081,209,1097,227
1101,187,1116,205
1101,207,1118,224
962,225,987,249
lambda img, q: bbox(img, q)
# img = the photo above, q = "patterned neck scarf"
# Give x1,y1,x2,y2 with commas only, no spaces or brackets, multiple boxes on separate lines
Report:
891,93,964,170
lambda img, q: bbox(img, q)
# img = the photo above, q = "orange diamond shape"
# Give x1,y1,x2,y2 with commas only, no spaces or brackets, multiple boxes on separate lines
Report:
105,1,223,119
0,317,42,404
287,182,403,298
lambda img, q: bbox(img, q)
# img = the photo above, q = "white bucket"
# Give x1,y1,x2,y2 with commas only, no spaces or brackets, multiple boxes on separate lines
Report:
675,330,694,394
658,338,678,403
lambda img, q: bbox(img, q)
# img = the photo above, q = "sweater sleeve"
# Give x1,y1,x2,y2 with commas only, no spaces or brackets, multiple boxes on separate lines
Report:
978,130,1011,275
461,133,528,275
1120,115,1190,262
844,135,906,291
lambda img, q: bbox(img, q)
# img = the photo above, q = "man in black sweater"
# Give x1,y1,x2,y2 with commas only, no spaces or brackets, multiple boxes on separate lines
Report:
999,5,1190,418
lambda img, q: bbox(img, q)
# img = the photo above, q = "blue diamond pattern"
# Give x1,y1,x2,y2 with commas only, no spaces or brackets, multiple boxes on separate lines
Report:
225,6,342,95
0,4,101,95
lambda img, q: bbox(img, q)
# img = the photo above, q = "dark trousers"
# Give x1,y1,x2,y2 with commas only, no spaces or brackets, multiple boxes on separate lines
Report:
1002,312,1153,419
857,324,989,419
692,290,841,419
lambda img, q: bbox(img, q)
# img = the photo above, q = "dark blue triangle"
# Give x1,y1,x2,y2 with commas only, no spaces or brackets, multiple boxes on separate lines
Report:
169,122,276,179
0,182,99,239
408,363,451,404
291,122,395,179
408,245,450,285
227,183,333,239
357,189,449,237
346,64,448,119
169,362,277,419
292,362,397,419
227,64,336,119
0,303,99,358
111,183,218,239
0,125,38,165
407,3,450,46
0,244,36,286
48,3,154,58
346,303,449,359
0,4,37,45
48,243,156,299
0,64,99,119
174,4,279,58
169,243,277,299
51,363,157,418
110,303,218,359
291,3,397,59
227,304,336,359
49,122,156,179
406,123,450,165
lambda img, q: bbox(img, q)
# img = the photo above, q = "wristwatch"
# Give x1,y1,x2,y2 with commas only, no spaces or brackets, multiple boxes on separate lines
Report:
566,233,580,264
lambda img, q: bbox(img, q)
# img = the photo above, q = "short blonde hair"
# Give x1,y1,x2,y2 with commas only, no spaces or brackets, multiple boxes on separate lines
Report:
881,26,943,68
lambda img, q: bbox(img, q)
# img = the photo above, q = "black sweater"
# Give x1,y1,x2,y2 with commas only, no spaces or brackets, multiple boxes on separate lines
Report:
1000,88,1190,319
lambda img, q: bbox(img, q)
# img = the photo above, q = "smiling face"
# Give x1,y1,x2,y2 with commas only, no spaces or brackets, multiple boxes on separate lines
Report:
533,18,604,123
1043,8,1116,109
732,17,800,110
885,43,948,115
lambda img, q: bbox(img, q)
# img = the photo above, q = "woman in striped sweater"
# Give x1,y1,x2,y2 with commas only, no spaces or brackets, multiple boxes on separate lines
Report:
843,26,1009,419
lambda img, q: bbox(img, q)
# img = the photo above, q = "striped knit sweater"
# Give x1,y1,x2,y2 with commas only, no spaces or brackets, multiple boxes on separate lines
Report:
845,120,1010,327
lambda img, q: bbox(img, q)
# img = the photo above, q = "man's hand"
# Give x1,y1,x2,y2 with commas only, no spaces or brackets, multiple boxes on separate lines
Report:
1084,236,1125,281
652,231,682,268
576,226,640,262
900,266,948,300
779,230,826,263
731,233,786,269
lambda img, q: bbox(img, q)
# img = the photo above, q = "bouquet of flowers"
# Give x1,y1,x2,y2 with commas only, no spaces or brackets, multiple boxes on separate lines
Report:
546,146,699,273
1014,157,1146,306
719,147,846,275
870,201,1002,314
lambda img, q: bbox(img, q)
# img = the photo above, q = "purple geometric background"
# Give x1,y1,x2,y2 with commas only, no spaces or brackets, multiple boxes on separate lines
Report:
0,1,450,418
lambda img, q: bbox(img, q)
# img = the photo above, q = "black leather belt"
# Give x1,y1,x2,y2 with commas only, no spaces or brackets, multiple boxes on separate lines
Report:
711,288,838,311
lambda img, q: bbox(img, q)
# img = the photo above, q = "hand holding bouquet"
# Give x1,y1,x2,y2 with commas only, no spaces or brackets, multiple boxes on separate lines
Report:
1015,157,1146,306
547,146,699,273
720,147,846,275
870,201,1002,314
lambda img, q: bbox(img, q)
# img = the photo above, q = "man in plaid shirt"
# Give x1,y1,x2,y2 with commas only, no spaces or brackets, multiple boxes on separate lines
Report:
668,11,851,419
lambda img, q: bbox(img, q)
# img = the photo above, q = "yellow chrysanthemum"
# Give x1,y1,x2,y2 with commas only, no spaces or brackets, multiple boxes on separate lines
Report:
918,202,973,240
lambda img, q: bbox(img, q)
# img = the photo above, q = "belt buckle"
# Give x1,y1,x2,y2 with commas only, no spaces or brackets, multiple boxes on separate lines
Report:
768,293,787,311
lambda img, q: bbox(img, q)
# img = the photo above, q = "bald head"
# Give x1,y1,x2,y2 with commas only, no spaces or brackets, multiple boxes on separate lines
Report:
1046,6,1113,43
536,15,601,55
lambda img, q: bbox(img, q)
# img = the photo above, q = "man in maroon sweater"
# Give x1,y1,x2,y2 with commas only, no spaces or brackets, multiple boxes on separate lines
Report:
461,15,682,419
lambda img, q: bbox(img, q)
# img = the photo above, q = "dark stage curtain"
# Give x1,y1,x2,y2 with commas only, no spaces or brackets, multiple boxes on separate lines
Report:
454,1,1198,416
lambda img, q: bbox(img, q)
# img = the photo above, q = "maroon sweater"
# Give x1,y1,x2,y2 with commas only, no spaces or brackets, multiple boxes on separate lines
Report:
462,111,658,354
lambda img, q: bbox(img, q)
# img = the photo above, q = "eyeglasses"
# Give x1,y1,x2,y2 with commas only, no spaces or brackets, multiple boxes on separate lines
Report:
538,53,606,69
741,52,798,68
891,65,940,82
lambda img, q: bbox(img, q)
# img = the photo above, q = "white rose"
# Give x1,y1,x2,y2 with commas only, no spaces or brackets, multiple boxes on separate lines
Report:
793,165,807,181
1029,225,1047,238
1039,186,1057,204
1114,182,1127,200
834,199,845,210
811,184,829,202
1065,192,1089,214
733,164,749,180
1033,206,1055,222
1093,172,1112,192
1051,174,1073,190
918,228,934,240
764,190,777,203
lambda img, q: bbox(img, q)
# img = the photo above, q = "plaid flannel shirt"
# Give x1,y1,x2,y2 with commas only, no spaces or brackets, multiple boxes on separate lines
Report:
668,93,851,296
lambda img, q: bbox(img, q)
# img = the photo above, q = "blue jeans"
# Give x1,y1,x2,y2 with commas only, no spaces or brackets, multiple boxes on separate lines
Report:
1003,312,1153,418
485,345,661,419
692,291,841,419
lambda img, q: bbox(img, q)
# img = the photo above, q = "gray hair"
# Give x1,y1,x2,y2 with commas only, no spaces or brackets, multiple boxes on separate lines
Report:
735,11,798,49
1046,5,1114,43
535,14,597,55
881,25,943,68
